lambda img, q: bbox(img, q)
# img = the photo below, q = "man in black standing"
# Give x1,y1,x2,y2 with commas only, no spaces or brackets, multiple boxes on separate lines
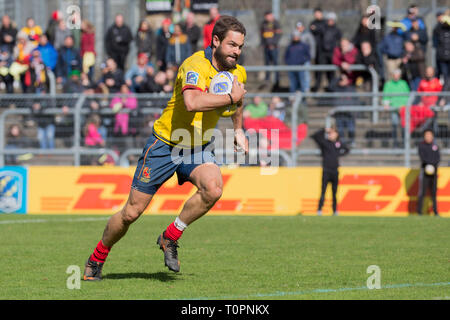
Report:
260,11,282,87
312,127,350,216
105,14,133,71
309,8,326,92
417,129,441,216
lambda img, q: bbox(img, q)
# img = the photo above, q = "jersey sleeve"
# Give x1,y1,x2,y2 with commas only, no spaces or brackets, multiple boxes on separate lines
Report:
235,65,247,85
180,59,208,93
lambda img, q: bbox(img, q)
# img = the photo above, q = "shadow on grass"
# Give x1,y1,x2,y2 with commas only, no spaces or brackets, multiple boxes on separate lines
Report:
104,272,178,282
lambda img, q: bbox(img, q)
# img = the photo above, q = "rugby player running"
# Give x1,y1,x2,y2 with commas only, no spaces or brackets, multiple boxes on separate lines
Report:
83,16,248,280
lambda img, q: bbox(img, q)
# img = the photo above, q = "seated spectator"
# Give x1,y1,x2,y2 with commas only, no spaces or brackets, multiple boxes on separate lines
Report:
125,52,153,92
13,31,36,92
26,101,55,149
400,100,435,133
24,50,50,93
379,22,405,80
110,84,137,137
0,15,18,54
55,35,81,85
135,19,153,57
166,23,192,68
97,57,124,94
63,69,84,93
268,96,286,121
401,40,425,91
137,67,163,93
355,41,381,90
166,67,175,89
418,66,443,108
0,45,14,93
284,30,310,93
5,124,28,165
20,17,42,47
404,18,428,53
329,74,357,145
84,113,105,147
35,34,58,71
54,105,74,147
382,69,410,147
332,38,358,84
244,96,268,119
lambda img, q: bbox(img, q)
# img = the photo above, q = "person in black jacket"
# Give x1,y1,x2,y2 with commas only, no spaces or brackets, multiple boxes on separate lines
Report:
104,14,133,71
433,16,450,83
0,15,17,54
417,129,441,216
309,8,327,92
312,127,350,216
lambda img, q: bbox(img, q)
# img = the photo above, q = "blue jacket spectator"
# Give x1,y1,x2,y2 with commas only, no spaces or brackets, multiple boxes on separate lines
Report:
399,5,426,34
379,29,404,59
55,35,81,83
35,34,58,71
285,31,311,93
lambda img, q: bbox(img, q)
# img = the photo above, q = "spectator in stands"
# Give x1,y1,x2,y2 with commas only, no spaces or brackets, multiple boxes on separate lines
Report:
268,96,286,121
311,127,350,216
165,67,175,89
404,18,428,53
183,11,201,53
332,38,358,85
54,104,74,147
382,68,410,147
156,18,172,71
434,14,450,83
0,15,18,54
0,45,14,93
244,96,268,119
418,66,443,108
309,8,327,92
27,101,55,149
379,22,405,80
400,40,425,91
356,41,381,90
13,31,35,93
295,21,315,92
135,64,157,93
84,113,105,147
25,49,50,93
399,5,426,35
55,35,81,85
53,19,72,51
203,7,220,49
97,57,125,94
125,52,153,93
135,19,153,58
417,129,440,216
20,17,42,47
5,124,28,165
260,11,282,86
35,34,58,71
317,12,342,91
104,14,133,71
63,69,84,93
110,84,137,137
166,23,192,68
284,30,310,93
352,14,378,51
432,11,446,79
80,20,96,81
329,73,356,146
45,10,62,46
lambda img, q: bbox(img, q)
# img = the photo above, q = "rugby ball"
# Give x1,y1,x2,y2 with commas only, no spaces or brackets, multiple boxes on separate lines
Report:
209,71,237,117
425,164,435,175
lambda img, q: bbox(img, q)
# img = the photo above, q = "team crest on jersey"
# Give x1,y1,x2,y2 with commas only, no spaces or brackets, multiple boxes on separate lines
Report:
140,167,151,183
213,82,229,93
186,71,199,85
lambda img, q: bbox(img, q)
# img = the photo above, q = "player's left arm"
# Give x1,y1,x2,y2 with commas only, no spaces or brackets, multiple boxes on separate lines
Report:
231,67,248,154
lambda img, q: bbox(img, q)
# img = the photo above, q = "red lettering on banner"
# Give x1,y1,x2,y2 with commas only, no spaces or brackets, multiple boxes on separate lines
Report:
73,174,131,210
339,175,401,211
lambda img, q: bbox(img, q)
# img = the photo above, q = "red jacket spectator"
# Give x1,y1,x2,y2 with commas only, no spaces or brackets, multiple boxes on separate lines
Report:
80,21,96,57
400,103,435,133
417,76,442,107
332,38,359,83
203,7,220,49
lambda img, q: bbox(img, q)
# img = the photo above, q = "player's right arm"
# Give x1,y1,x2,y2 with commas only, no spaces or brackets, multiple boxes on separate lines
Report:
183,77,246,112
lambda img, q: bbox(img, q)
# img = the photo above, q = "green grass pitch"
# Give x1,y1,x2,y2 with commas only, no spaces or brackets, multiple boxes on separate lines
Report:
0,214,449,300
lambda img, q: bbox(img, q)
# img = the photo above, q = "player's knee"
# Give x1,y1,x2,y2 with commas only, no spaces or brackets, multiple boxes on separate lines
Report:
121,204,144,225
201,182,223,206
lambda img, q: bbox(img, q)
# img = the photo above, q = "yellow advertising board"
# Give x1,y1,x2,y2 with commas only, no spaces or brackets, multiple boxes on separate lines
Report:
27,166,450,217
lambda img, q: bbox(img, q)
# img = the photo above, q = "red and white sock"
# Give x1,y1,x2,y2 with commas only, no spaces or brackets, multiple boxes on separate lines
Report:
90,240,111,263
164,217,187,241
